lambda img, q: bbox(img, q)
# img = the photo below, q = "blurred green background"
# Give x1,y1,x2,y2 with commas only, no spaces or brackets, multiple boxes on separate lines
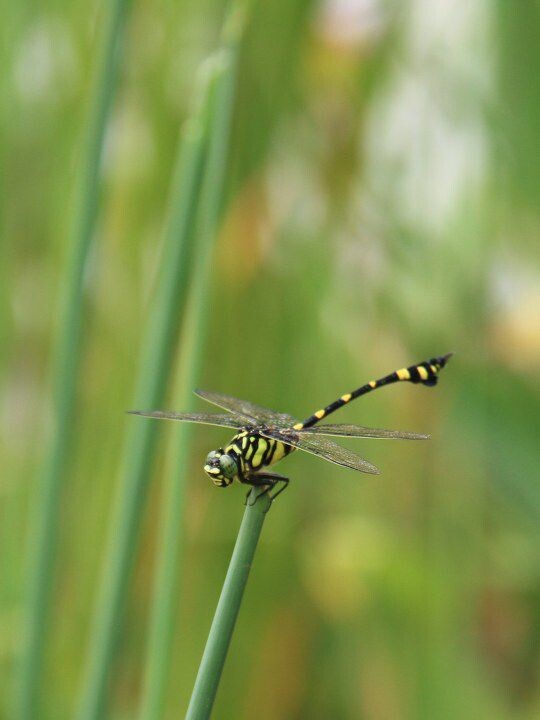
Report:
3,0,540,718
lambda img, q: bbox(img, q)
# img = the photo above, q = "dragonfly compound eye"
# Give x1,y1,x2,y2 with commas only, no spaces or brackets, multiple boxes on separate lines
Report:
218,454,238,479
203,449,236,486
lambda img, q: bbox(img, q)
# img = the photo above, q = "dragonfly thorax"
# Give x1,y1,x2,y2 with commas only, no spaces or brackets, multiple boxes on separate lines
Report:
203,430,295,488
204,449,238,487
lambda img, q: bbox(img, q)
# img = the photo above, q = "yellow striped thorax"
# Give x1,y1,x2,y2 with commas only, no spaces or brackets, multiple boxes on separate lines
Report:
203,430,294,488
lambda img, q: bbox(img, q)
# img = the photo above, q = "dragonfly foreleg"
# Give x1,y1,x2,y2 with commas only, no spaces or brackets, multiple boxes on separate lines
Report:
243,472,290,506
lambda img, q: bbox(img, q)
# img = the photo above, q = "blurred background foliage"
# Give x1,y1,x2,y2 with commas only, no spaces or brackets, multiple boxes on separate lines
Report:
3,0,540,718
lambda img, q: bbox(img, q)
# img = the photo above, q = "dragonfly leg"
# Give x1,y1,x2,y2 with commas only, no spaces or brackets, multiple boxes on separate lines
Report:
244,472,289,507
241,474,270,506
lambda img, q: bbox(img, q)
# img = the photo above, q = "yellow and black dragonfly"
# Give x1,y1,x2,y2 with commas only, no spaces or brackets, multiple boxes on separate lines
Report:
130,353,451,501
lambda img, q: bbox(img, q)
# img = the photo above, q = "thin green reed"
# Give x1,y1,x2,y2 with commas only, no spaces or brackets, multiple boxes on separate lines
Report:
138,6,246,716
16,2,131,718
74,68,216,720
186,490,272,720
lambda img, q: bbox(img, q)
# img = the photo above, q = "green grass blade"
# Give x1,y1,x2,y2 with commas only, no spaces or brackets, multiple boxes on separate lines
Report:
74,65,217,720
139,13,245,717
16,2,131,718
185,491,273,720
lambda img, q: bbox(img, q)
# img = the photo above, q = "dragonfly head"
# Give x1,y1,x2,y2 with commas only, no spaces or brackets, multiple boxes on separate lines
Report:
204,449,238,487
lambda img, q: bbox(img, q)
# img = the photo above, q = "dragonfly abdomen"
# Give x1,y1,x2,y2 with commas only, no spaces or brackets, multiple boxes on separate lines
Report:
295,353,452,430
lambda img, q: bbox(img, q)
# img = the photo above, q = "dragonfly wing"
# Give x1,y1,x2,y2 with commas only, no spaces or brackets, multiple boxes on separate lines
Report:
127,410,247,430
194,389,297,428
300,424,430,440
260,428,380,475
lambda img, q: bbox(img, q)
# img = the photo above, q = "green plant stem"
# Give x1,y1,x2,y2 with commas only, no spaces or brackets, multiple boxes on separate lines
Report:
16,2,131,718
139,28,242,720
74,67,216,720
186,490,273,720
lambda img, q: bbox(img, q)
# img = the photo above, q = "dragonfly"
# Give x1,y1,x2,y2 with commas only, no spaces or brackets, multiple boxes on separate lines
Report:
130,353,452,501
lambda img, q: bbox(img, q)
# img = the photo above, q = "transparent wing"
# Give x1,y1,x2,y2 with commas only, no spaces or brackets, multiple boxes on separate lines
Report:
127,410,247,430
194,389,297,428
300,424,429,440
260,428,380,475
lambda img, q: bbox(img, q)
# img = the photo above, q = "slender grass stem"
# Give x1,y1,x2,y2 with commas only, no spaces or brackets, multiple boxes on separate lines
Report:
16,2,131,718
186,490,273,720
139,9,245,714
74,65,217,720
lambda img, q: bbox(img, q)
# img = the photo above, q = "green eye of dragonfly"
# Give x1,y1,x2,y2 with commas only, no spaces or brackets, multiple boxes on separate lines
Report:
204,450,237,479
130,353,452,501
218,454,237,478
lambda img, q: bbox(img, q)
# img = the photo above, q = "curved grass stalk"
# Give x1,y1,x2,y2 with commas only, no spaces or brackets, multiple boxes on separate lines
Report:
74,66,216,720
185,490,273,720
16,2,131,717
139,6,247,715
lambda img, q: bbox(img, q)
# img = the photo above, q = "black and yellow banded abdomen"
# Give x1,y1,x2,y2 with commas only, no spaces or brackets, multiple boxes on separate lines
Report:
385,354,452,387
295,353,452,430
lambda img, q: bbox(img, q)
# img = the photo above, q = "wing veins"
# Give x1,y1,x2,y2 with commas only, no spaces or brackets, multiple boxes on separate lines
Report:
127,410,247,430
299,424,430,440
194,389,296,428
259,428,380,475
